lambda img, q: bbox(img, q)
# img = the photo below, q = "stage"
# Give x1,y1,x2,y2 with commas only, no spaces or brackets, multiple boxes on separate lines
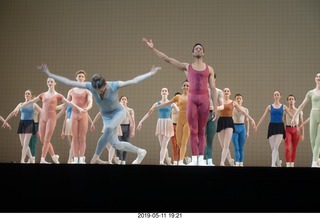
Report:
0,164,319,213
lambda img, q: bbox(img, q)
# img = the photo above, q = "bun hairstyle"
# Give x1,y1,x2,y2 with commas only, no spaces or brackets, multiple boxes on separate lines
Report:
91,74,106,89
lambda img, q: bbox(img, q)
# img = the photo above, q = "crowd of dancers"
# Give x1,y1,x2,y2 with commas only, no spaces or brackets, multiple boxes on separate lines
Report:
1,38,320,167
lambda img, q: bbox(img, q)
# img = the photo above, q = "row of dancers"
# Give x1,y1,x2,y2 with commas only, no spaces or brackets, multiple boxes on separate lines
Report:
1,38,320,167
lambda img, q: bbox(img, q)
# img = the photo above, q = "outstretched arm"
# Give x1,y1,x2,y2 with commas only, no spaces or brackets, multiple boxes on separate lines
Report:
2,97,40,128
61,98,86,116
38,64,87,89
137,103,157,131
119,66,161,88
254,105,270,133
148,99,175,115
142,38,188,72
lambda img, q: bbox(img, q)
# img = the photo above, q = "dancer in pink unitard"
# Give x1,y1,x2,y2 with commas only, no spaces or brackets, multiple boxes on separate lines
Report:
142,38,217,166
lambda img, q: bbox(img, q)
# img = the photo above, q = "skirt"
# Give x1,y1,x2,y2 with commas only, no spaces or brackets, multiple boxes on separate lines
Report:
267,122,286,139
17,120,34,134
64,118,73,136
217,117,235,133
155,118,174,138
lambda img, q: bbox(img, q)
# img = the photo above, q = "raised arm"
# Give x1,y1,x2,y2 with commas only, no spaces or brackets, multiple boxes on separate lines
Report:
149,98,175,115
3,97,40,127
142,38,188,72
119,66,161,88
38,64,87,89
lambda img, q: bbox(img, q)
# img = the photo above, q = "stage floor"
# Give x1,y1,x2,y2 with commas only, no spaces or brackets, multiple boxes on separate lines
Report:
1,163,319,213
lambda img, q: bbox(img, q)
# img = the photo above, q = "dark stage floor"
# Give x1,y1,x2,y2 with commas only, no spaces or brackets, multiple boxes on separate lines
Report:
0,163,319,213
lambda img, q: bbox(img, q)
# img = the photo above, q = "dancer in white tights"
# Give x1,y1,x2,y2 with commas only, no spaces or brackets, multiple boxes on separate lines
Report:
254,91,293,167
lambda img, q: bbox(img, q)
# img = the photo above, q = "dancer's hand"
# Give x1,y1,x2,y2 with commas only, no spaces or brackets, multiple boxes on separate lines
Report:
211,111,217,122
137,122,142,131
142,38,154,49
37,63,50,75
150,65,161,75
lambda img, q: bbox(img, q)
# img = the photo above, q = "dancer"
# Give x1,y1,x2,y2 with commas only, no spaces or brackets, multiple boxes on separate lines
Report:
38,63,161,164
291,72,320,167
148,80,190,166
231,93,251,167
2,89,41,163
142,38,217,165
204,74,224,166
114,95,135,165
66,70,93,164
137,87,178,165
3,79,85,164
255,91,292,167
283,95,304,167
61,105,73,163
217,88,255,166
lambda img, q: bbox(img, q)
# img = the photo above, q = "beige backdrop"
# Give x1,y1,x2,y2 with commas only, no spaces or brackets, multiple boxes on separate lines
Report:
0,0,319,166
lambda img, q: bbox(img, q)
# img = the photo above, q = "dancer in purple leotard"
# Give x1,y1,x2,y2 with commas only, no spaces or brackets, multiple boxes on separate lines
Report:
142,38,217,166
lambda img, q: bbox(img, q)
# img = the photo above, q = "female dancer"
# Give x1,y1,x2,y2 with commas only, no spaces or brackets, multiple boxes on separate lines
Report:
217,88,255,166
2,89,41,163
3,79,85,164
66,70,93,164
148,81,190,166
115,95,135,165
231,93,251,167
291,72,320,167
283,95,304,167
137,87,178,165
38,63,161,164
255,91,292,167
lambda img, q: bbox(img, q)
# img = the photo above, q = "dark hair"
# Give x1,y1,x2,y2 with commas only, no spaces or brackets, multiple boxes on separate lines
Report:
287,94,295,101
234,93,242,98
174,92,181,96
75,70,87,77
119,95,127,101
182,79,188,84
91,74,106,89
192,43,204,53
